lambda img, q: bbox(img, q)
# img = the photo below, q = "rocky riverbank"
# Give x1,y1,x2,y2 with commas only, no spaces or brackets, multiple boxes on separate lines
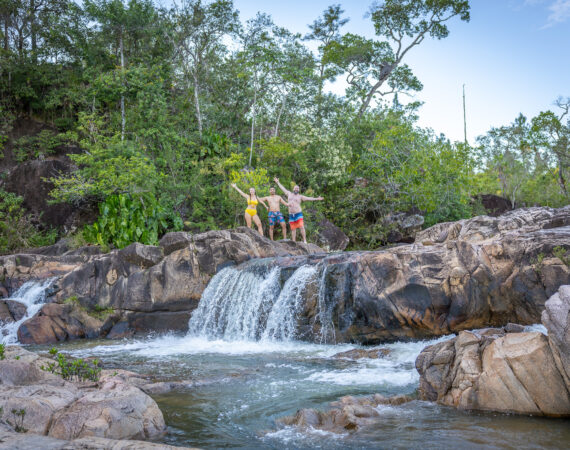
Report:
0,346,196,449
0,206,569,345
416,284,570,417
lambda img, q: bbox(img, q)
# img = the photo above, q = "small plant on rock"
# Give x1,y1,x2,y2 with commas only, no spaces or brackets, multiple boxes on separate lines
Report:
553,246,570,267
9,408,27,433
40,349,101,382
533,252,545,275
0,343,5,360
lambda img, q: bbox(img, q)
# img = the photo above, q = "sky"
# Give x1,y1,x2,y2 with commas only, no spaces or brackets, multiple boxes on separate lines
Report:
232,0,570,144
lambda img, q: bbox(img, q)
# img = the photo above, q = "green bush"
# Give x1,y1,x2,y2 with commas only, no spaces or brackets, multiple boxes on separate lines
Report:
0,189,58,254
41,348,101,382
84,192,183,249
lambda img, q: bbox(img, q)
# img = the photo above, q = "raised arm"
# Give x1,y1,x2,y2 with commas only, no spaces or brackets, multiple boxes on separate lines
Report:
230,183,249,200
258,198,269,210
273,177,290,196
300,195,324,202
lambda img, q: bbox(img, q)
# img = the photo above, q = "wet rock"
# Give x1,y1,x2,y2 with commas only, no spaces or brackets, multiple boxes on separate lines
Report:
331,348,391,359
278,393,414,433
17,303,111,344
415,330,570,416
15,227,322,344
314,219,349,251
293,206,570,343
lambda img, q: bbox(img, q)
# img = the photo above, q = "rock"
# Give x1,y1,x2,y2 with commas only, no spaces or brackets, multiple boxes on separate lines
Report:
0,301,15,322
383,212,425,243
15,227,322,344
159,232,192,256
288,206,570,343
332,348,391,359
415,330,570,416
474,194,513,217
48,381,165,441
541,285,570,387
0,425,192,449
17,303,111,344
118,243,163,269
277,393,414,434
0,347,168,444
314,219,349,251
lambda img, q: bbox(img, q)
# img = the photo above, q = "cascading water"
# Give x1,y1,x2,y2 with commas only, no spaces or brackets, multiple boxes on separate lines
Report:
188,263,333,342
1,278,55,344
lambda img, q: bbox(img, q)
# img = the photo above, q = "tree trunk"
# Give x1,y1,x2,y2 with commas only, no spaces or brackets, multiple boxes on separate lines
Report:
30,0,36,62
274,95,286,137
3,15,8,51
249,75,257,167
120,28,125,141
192,69,203,138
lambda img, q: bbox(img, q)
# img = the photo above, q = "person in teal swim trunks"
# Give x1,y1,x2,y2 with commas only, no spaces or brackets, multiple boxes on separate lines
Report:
259,187,289,240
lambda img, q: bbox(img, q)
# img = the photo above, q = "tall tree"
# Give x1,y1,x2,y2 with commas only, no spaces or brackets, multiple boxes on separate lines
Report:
172,0,238,138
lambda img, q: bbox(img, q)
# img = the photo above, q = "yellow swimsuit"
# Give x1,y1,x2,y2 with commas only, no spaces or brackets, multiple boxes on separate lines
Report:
245,197,258,217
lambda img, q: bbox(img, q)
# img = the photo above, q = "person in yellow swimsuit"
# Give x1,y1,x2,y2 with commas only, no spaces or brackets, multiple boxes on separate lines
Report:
230,184,268,235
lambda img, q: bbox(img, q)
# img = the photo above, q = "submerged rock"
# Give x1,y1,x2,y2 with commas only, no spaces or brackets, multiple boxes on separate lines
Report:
416,287,570,417
278,393,414,433
331,348,391,359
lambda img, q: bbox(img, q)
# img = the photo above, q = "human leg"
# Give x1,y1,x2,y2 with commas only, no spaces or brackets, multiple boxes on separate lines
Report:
269,225,274,240
244,213,252,228
300,226,307,244
253,214,263,235
281,222,287,239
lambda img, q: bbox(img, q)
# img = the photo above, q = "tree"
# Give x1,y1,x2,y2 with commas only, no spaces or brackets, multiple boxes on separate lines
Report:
305,4,348,123
172,0,238,137
328,0,470,119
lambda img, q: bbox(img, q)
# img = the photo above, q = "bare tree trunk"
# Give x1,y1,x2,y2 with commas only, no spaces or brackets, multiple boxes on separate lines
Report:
249,76,257,167
120,28,125,141
274,95,286,137
3,16,9,51
192,69,202,138
30,0,36,62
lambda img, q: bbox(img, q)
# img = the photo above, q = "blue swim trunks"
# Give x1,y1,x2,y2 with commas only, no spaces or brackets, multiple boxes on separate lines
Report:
268,211,285,226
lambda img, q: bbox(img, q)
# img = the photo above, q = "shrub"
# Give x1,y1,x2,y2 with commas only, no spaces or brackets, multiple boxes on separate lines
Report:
84,192,183,249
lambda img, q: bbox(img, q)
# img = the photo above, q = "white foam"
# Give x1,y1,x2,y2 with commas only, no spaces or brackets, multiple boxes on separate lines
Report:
524,323,548,334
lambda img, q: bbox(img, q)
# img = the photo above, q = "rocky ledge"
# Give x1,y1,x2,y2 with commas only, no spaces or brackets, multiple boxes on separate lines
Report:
1,206,569,345
415,285,570,417
273,206,570,343
0,346,196,449
0,227,321,344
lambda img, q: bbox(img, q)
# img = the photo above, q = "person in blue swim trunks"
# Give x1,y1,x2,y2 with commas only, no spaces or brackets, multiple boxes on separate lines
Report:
274,177,324,244
259,187,289,240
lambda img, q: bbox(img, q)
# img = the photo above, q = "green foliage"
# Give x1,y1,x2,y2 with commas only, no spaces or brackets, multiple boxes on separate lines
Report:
0,189,58,254
84,192,183,249
89,305,115,320
0,344,5,361
553,246,570,267
40,349,101,382
9,409,27,433
13,130,68,162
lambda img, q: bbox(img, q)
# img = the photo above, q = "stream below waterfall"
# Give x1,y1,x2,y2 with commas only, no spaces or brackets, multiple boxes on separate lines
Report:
10,266,570,448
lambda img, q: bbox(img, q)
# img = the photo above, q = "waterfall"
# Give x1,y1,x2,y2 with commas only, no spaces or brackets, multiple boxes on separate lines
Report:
188,263,334,343
1,278,55,344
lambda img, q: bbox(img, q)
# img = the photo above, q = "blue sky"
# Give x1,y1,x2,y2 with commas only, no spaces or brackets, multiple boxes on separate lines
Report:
232,0,570,144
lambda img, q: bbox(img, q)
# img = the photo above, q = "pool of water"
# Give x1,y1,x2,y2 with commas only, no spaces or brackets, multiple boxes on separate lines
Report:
40,334,570,449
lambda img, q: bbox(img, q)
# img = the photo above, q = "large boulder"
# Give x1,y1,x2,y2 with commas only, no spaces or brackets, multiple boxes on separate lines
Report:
314,219,349,251
415,328,570,416
541,285,570,387
0,346,167,442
